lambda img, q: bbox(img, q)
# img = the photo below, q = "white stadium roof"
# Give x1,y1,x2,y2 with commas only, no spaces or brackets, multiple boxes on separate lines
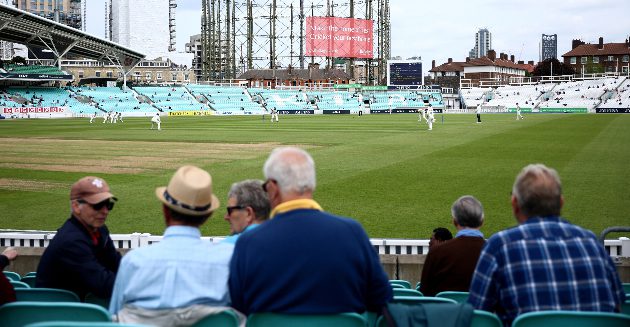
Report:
0,3,144,67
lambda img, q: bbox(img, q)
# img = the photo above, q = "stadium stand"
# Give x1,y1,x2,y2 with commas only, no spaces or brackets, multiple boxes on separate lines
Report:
537,77,623,111
134,86,207,112
188,84,265,114
485,84,555,109
598,78,630,109
3,87,99,114
3,64,68,76
70,86,156,113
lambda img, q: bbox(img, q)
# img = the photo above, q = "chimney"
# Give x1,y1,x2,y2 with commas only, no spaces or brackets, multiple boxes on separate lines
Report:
432,60,436,69
528,60,534,66
510,55,515,62
466,57,470,62
518,60,524,64
499,52,504,60
572,39,585,49
598,37,604,49
448,58,453,64
488,50,496,61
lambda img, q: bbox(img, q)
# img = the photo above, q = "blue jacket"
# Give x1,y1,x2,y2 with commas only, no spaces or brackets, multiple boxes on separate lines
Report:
36,216,121,300
229,207,392,315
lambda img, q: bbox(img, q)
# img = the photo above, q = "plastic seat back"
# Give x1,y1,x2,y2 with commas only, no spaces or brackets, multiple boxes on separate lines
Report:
10,280,30,288
392,289,423,297
247,312,368,327
512,311,630,327
0,301,111,327
391,296,457,305
436,291,469,303
389,280,411,289
470,310,502,327
84,292,111,309
20,275,37,288
15,288,80,302
3,271,21,281
190,310,241,327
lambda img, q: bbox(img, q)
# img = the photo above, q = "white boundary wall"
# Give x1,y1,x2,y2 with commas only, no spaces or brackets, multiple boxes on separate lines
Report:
1,231,628,257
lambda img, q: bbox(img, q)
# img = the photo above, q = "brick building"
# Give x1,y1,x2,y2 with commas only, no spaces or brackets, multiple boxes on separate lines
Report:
238,63,351,88
562,37,630,75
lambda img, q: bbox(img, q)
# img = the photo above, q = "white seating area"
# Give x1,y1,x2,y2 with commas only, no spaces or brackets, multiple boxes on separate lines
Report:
537,77,622,110
134,86,204,112
599,79,630,109
485,84,554,108
71,87,156,113
460,88,489,108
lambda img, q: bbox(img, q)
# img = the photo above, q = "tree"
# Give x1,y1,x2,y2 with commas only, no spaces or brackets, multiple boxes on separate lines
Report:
532,58,575,76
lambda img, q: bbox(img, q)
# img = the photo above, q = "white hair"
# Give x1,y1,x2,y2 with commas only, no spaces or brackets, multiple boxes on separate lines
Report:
263,147,316,195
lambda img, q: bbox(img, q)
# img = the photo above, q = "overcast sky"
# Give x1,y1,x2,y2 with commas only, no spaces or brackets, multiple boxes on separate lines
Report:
86,0,630,65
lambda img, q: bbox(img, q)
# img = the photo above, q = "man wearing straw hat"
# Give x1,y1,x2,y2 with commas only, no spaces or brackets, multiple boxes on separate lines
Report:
110,165,243,326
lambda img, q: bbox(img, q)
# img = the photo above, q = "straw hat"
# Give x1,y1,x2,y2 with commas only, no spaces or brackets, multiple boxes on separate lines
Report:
155,165,220,216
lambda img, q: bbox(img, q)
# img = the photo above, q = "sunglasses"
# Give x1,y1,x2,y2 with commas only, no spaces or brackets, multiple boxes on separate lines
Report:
262,179,277,192
78,199,115,211
226,205,246,215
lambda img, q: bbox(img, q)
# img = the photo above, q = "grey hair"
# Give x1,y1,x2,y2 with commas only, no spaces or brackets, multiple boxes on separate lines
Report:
228,179,270,221
512,164,562,218
451,195,484,228
263,147,316,195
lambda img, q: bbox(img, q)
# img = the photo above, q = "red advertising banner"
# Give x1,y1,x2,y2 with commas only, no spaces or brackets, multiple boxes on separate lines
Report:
305,17,373,59
2,106,67,114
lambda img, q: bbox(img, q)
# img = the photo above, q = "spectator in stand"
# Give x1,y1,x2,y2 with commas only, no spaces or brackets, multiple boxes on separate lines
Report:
468,164,626,326
428,227,452,250
420,196,485,296
110,165,242,326
222,180,270,244
36,176,121,300
229,147,392,315
0,247,18,305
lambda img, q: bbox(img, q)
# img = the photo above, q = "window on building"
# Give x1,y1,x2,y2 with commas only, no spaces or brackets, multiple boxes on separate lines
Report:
78,71,84,78
171,73,177,81
581,57,587,64
184,74,189,81
623,55,629,63
106,71,113,78
145,72,152,80
95,71,101,77
118,72,123,77
592,56,599,64
157,72,163,80
608,56,614,62
623,66,629,73
570,57,576,64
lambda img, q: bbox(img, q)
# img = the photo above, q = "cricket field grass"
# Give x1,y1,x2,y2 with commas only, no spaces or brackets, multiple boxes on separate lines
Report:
0,113,628,239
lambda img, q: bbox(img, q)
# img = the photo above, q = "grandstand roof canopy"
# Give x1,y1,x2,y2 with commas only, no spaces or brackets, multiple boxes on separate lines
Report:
0,4,144,67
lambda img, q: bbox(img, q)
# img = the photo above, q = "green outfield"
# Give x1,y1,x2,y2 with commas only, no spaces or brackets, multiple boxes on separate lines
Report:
0,113,629,239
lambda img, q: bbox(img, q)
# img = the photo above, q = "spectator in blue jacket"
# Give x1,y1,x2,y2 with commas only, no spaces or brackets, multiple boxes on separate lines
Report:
36,176,121,300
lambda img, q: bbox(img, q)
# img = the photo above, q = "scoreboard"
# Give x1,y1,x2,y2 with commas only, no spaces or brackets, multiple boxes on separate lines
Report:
387,60,423,86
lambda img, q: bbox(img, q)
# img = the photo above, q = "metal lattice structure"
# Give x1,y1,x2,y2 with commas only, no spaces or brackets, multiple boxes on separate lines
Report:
201,0,390,84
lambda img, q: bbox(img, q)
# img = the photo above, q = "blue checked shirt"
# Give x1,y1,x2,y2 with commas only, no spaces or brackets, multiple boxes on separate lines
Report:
468,216,625,326
109,226,234,314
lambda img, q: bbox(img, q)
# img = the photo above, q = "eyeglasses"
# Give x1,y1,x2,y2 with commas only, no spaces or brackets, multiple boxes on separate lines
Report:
226,205,247,215
78,199,115,211
262,179,277,192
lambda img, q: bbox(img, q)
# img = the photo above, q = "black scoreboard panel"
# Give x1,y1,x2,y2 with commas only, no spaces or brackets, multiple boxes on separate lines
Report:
389,62,423,86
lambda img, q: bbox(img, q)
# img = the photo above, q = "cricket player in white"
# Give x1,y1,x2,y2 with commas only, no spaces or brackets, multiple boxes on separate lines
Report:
427,106,435,131
150,113,161,130
270,107,279,122
102,112,109,123
89,112,96,123
516,103,524,120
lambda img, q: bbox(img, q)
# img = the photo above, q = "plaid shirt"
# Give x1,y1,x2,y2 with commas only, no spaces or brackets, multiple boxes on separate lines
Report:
468,216,625,326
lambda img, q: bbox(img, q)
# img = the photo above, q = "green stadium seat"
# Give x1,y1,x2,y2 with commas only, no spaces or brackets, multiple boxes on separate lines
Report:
621,299,630,316
24,271,37,278
512,311,630,327
389,280,411,289
190,310,241,327
10,280,30,288
470,310,502,327
436,291,469,303
392,289,423,297
0,301,111,327
391,296,456,305
4,271,21,281
390,284,405,289
622,283,630,294
15,288,80,302
20,275,37,288
246,312,368,327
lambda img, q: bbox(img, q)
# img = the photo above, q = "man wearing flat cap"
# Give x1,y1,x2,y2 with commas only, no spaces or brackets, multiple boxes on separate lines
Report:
110,165,242,326
37,176,121,300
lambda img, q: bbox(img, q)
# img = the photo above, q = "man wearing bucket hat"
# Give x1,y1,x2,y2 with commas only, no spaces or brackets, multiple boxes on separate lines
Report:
110,165,242,326
36,176,121,300
229,147,392,315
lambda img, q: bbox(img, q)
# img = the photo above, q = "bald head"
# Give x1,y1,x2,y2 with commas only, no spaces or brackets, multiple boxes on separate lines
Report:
512,164,563,219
